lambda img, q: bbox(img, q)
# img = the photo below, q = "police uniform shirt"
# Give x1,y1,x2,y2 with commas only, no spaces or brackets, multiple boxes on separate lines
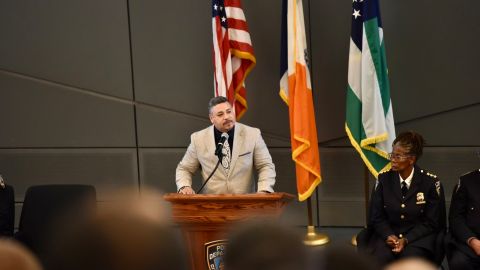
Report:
399,167,414,190
449,169,480,258
370,166,441,247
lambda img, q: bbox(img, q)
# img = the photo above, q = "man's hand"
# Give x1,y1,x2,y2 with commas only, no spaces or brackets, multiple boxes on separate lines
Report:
178,186,195,195
386,235,399,248
468,238,480,256
392,238,407,253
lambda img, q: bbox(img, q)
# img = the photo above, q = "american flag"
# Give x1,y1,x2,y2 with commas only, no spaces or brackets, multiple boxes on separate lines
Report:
212,0,256,120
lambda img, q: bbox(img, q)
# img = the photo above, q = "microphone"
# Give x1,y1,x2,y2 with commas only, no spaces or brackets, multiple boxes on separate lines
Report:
215,133,229,157
197,132,229,194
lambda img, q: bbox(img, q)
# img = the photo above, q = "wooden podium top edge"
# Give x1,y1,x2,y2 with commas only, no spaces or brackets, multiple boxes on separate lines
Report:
163,192,295,202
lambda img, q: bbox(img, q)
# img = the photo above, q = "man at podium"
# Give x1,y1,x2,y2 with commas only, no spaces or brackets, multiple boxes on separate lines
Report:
175,96,276,195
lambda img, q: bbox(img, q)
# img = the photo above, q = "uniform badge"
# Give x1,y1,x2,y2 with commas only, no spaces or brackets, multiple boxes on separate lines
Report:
205,239,227,270
416,192,426,204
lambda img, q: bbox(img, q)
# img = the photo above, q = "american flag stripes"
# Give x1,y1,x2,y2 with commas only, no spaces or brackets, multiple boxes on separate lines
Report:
212,0,256,120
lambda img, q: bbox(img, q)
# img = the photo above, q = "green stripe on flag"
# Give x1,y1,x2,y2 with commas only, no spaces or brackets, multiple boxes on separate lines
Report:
364,18,391,117
346,85,391,177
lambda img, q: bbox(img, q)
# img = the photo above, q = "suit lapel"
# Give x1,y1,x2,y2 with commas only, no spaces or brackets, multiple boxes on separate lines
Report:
228,123,243,178
206,125,216,159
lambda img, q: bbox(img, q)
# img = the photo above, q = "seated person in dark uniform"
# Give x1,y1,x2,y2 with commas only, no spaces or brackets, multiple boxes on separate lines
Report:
0,176,14,238
448,169,480,270
369,131,442,266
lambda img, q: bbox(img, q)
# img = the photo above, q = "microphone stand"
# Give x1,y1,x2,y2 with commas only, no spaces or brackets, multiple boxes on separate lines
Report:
197,156,222,194
197,133,228,194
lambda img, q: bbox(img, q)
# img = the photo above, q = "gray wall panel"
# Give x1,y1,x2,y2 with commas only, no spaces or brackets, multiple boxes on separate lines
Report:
0,0,132,98
310,0,480,142
419,147,480,197
129,0,213,115
0,72,135,147
136,105,210,147
395,105,480,146
323,105,480,146
139,149,187,193
0,149,138,201
237,0,290,139
384,0,480,122
310,0,351,142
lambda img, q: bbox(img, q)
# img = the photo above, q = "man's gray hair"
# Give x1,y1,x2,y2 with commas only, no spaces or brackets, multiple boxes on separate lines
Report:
208,96,230,114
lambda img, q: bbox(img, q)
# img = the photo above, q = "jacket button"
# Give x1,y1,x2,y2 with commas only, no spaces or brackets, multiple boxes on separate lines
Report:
400,215,405,219
399,234,403,238
401,204,405,208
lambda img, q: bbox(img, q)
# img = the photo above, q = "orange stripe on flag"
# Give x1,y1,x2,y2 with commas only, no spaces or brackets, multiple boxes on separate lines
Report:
288,63,321,201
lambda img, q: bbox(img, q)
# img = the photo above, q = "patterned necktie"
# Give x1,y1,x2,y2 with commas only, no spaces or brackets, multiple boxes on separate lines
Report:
221,139,231,174
401,181,408,197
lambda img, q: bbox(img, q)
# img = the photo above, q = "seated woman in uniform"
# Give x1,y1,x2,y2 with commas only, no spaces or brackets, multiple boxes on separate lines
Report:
369,131,442,266
448,168,480,270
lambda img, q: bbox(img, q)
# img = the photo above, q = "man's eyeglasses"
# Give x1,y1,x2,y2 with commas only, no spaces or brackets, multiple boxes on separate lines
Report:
388,153,412,161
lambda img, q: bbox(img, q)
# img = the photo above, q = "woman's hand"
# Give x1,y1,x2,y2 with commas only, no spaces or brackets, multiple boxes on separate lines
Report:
392,238,407,253
386,235,399,248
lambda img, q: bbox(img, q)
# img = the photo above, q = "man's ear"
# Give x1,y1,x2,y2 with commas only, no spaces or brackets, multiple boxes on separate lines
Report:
209,114,214,124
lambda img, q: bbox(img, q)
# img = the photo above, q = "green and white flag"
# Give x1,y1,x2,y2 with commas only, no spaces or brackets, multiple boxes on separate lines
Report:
345,0,395,178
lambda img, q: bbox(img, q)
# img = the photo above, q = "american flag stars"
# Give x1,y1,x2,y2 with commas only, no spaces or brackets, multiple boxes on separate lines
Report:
212,0,227,27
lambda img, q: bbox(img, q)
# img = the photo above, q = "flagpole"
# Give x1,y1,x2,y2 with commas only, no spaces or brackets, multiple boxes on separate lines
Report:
351,165,370,246
303,192,329,246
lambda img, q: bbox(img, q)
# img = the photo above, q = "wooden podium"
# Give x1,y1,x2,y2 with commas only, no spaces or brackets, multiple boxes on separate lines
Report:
163,192,294,270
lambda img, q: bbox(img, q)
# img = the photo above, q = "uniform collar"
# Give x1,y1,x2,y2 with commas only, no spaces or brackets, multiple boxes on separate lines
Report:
399,167,415,188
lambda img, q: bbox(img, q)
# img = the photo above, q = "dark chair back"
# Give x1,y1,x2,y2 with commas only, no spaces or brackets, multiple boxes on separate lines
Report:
15,185,96,258
0,185,15,237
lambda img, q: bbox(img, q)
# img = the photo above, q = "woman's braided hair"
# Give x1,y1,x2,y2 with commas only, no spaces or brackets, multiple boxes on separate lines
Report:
393,131,426,160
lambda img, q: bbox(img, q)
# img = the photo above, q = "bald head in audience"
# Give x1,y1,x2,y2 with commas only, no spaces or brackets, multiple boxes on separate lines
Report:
0,239,42,270
384,258,436,270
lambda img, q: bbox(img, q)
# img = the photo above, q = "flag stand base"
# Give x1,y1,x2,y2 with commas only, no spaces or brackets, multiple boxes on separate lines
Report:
351,234,357,246
303,225,329,246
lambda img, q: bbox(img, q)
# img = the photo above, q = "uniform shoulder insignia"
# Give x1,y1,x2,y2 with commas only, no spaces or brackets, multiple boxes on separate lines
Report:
420,169,438,179
421,169,441,195
0,175,5,189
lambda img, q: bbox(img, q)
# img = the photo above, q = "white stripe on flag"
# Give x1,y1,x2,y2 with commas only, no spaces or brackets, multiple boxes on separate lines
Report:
228,28,252,44
225,7,246,21
360,24,387,141
347,38,362,99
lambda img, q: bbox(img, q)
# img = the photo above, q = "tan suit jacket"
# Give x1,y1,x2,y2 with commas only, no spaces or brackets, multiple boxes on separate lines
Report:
176,123,276,194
